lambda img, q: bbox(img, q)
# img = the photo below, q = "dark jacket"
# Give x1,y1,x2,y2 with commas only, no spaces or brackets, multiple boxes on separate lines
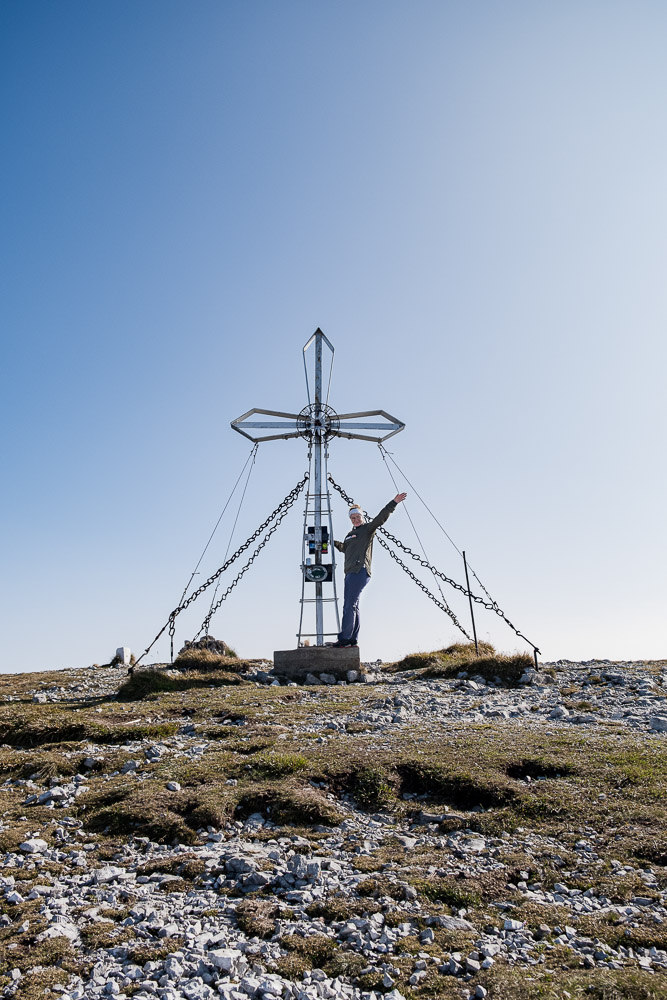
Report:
334,500,397,575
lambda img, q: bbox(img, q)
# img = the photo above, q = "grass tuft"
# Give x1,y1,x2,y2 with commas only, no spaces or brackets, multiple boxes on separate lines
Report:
386,642,533,685
387,641,495,671
116,667,244,701
236,783,343,827
173,647,242,671
397,759,517,809
246,751,309,778
236,898,281,938
349,765,395,810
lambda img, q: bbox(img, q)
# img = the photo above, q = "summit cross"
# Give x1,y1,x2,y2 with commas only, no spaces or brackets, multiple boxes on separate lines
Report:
231,329,404,645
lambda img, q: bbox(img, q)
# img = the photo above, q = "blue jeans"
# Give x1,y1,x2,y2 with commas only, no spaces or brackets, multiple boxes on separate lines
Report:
339,569,370,643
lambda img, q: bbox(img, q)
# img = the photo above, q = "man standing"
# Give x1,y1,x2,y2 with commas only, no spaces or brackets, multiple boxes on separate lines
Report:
330,493,407,647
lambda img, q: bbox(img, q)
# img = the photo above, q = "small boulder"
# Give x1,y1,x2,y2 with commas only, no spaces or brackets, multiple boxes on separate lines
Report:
19,838,48,854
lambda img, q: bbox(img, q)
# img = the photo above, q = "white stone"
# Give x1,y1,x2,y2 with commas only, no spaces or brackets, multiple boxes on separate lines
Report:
166,781,181,791
650,716,667,732
158,922,180,937
504,918,524,931
20,838,48,854
116,647,132,665
36,921,79,942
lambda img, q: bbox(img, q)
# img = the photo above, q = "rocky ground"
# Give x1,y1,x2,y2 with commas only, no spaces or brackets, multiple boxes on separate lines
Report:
1,652,667,1000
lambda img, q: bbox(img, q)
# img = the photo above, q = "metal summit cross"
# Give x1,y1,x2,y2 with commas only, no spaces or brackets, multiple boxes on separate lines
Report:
231,329,404,646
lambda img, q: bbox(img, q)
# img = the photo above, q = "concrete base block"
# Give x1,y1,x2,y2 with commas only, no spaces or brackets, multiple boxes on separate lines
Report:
273,646,360,682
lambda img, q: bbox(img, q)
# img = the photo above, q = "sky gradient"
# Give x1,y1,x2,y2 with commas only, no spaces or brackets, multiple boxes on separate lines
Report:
2,1,666,672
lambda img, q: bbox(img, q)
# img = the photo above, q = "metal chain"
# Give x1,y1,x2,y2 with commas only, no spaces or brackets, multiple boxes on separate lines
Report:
328,473,539,653
377,534,471,639
378,443,502,611
193,499,297,640
134,473,309,666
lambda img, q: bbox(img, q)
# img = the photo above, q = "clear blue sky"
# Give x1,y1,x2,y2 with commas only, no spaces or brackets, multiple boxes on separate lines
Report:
2,1,666,672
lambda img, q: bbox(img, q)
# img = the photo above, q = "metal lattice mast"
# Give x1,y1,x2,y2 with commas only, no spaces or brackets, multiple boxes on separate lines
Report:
313,333,324,643
231,328,404,646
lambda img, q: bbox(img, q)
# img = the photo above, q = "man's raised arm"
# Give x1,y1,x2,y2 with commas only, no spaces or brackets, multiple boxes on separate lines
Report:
367,493,407,531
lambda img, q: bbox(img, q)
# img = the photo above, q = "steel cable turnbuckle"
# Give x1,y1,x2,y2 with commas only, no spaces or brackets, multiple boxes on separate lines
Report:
135,473,309,666
328,473,537,652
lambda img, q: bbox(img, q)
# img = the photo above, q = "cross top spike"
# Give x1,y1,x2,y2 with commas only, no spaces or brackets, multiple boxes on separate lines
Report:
231,328,404,444
230,329,405,645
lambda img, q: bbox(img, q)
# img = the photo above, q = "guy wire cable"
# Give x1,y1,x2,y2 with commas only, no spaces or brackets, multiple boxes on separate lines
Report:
378,444,500,609
377,443,455,612
177,443,259,606
205,443,259,628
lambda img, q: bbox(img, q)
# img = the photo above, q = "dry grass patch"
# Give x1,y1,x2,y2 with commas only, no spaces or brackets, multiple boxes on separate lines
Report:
477,964,667,999
79,921,136,949
136,855,207,881
386,641,496,672
79,777,234,843
173,647,242,670
116,667,245,701
397,758,518,810
306,897,381,922
384,642,534,687
277,931,341,974
0,705,180,747
236,898,282,938
235,782,343,827
0,914,84,988
125,939,186,966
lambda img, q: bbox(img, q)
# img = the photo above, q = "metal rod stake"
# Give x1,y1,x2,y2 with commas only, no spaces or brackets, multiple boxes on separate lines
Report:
463,550,479,655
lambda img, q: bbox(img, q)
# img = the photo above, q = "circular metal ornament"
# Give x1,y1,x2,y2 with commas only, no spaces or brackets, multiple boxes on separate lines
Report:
297,403,340,440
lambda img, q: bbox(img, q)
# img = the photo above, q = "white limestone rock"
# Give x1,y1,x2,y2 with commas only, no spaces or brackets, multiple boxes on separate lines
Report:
19,838,48,854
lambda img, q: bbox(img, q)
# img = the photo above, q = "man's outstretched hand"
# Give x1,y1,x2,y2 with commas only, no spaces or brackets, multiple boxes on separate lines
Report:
394,492,407,504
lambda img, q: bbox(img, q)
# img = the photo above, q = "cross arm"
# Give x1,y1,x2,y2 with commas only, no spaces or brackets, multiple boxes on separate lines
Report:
231,408,302,443
334,409,405,443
